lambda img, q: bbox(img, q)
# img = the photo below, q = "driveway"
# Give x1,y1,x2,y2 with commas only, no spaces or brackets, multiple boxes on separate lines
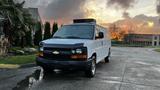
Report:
0,47,160,90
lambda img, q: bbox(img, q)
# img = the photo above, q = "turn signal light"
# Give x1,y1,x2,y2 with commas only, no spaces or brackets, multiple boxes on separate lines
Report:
37,51,43,57
71,54,87,60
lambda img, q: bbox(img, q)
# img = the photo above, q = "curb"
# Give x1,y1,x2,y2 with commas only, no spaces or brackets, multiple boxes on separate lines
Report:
0,63,37,70
19,63,37,68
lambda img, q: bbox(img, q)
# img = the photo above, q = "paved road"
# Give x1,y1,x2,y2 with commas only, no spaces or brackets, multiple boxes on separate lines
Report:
0,47,160,90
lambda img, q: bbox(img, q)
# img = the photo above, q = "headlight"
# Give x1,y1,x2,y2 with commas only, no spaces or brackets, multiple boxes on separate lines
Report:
71,47,87,54
71,49,82,54
71,50,76,54
40,47,44,51
76,49,82,54
70,47,87,60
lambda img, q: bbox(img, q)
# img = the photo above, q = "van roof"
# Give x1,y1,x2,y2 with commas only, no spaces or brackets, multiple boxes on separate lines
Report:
64,23,106,30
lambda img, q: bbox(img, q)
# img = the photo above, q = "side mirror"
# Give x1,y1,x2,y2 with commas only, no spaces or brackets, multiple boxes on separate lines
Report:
98,32,104,39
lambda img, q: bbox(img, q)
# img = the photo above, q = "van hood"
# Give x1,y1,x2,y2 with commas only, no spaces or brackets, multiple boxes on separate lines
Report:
42,39,93,47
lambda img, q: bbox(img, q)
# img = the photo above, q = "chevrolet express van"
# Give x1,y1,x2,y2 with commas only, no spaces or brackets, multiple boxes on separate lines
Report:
36,19,111,77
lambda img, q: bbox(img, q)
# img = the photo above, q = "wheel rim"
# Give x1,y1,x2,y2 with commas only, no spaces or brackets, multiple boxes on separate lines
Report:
91,59,96,75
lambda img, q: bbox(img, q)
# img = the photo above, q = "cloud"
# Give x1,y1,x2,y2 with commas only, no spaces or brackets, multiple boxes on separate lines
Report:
106,0,136,9
43,0,87,20
113,14,160,34
15,0,51,7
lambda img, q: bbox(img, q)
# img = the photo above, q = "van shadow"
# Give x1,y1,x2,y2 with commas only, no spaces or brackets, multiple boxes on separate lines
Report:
12,69,87,90
12,62,107,90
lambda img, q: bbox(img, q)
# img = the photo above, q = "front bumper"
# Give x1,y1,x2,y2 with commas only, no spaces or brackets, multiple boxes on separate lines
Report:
36,57,92,70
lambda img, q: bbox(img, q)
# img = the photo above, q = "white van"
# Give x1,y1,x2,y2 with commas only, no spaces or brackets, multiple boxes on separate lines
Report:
36,19,111,77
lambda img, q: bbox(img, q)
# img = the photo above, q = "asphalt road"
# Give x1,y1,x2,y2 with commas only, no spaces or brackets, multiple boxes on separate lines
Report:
0,47,160,90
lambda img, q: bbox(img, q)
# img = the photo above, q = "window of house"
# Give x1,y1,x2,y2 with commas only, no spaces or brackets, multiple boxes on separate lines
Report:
154,41,157,46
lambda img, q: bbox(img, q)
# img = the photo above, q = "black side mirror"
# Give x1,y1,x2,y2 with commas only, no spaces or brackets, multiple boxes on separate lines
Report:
98,32,104,39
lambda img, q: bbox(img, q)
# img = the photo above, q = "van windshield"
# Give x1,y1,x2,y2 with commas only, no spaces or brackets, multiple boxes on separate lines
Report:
53,25,94,39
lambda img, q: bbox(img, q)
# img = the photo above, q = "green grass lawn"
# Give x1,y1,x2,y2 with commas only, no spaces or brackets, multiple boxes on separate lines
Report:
155,49,160,52
0,55,36,65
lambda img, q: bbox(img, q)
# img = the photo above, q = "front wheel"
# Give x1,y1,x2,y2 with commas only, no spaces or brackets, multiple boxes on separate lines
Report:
85,56,96,78
105,48,111,63
42,67,54,73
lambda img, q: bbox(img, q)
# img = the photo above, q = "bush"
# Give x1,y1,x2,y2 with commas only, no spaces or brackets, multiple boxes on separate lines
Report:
9,47,38,55
25,30,33,46
24,48,38,54
15,50,25,55
52,22,58,36
34,22,42,45
44,22,51,40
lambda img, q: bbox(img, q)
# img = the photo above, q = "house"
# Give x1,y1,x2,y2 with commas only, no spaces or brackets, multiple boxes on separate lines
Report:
27,8,41,23
25,8,42,45
124,34,160,46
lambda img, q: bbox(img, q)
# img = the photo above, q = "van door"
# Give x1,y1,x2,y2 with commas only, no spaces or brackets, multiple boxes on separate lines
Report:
95,27,107,62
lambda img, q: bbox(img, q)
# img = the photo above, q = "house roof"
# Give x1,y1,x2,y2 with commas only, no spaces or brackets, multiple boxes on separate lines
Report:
25,8,41,23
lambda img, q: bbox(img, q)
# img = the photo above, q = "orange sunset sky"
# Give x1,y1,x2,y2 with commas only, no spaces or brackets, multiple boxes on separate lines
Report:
23,0,158,24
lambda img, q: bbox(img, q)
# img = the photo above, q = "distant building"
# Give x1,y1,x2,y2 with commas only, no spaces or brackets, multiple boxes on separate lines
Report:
27,8,42,23
25,8,42,31
25,8,42,45
0,16,9,55
124,34,160,46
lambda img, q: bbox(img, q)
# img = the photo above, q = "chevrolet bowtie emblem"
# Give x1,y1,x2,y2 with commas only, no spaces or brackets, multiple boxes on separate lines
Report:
52,51,60,55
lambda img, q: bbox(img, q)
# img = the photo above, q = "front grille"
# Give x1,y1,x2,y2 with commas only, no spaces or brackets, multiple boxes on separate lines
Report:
43,47,73,61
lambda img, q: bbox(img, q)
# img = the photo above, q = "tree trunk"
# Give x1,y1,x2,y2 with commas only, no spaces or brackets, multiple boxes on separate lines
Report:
3,20,13,46
20,36,25,48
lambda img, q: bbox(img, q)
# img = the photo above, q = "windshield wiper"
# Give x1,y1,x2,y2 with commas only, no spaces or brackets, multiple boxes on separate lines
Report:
65,36,81,39
53,36,64,38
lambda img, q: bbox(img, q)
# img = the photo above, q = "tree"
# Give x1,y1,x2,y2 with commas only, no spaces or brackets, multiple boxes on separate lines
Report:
0,0,34,48
44,22,51,40
34,22,42,46
52,22,58,36
24,11,34,47
25,30,32,46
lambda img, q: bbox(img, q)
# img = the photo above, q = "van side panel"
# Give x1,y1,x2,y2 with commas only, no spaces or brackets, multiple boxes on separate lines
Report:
93,26,111,63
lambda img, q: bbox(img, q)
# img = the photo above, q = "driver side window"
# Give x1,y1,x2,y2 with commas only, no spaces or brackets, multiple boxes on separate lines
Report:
95,27,104,40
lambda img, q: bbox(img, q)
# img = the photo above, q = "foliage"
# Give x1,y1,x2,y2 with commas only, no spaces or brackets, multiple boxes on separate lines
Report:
155,49,160,52
9,47,38,55
44,22,51,40
52,22,58,36
0,0,34,48
0,55,36,65
34,22,42,45
25,30,32,46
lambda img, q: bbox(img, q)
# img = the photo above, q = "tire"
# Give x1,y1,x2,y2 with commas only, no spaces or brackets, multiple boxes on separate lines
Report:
105,48,111,63
42,67,54,73
105,56,110,63
85,56,96,78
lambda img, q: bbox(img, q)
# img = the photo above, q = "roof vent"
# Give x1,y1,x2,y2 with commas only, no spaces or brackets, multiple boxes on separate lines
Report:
73,19,96,24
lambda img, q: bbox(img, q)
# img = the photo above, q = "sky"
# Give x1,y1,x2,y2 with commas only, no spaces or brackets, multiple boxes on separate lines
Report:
22,0,158,24
85,0,157,23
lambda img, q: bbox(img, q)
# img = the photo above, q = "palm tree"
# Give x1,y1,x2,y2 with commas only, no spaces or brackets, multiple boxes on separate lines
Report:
0,0,34,48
